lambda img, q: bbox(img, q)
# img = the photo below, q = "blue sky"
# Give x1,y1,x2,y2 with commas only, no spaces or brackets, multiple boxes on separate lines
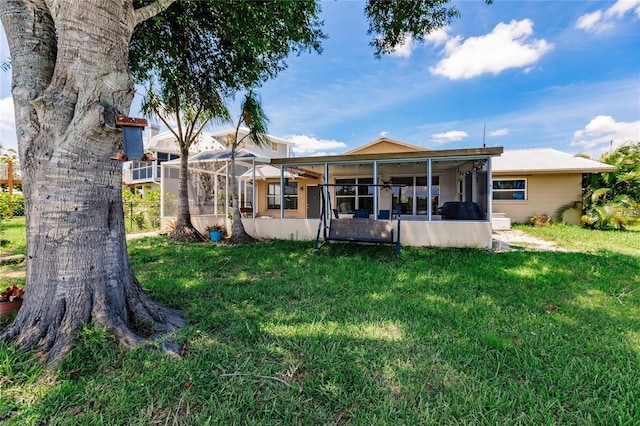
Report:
1,0,639,158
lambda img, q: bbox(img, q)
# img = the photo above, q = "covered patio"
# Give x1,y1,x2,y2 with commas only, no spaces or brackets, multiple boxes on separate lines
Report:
244,146,501,248
161,143,503,249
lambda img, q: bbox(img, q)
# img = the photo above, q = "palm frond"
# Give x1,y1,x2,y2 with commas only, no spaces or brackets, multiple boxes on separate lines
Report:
554,200,582,223
239,90,270,147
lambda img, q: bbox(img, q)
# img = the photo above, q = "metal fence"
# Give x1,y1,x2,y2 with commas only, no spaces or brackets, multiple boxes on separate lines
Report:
0,198,25,258
0,199,160,258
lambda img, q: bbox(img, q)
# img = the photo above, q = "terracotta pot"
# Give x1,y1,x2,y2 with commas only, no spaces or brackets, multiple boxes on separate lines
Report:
0,299,22,318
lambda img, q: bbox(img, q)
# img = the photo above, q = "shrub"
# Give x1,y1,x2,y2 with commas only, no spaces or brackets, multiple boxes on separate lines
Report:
528,214,553,227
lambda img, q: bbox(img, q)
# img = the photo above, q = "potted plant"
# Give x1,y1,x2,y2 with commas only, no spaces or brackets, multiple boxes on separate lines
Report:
0,284,24,318
206,224,225,242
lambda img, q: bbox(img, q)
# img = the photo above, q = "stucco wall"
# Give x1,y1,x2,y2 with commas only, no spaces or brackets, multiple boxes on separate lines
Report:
255,178,322,218
492,173,582,224
241,218,493,249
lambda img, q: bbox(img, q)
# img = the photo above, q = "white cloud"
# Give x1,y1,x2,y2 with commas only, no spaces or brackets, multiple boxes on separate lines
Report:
570,115,640,153
429,19,553,80
575,11,603,31
287,134,347,156
490,128,509,137
390,34,414,58
430,130,468,144
425,28,450,46
379,131,388,138
575,0,640,32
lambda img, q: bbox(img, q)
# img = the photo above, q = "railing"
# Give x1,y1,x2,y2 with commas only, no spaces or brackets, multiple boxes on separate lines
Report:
0,162,21,182
122,160,159,185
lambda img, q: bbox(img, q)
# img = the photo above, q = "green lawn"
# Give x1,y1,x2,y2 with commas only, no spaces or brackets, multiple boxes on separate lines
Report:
1,226,639,424
0,216,26,258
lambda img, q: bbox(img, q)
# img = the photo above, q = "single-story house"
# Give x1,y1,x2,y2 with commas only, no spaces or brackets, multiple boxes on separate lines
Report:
492,148,616,225
162,137,503,249
160,138,616,249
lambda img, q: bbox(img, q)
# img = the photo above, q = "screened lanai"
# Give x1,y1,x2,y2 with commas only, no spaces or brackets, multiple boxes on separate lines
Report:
159,140,503,248
160,149,270,221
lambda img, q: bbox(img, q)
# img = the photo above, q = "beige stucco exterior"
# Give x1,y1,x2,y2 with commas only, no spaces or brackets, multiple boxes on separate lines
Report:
492,173,582,224
240,218,493,249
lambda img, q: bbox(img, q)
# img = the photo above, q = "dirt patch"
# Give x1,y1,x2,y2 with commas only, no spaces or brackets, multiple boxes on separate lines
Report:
492,229,569,252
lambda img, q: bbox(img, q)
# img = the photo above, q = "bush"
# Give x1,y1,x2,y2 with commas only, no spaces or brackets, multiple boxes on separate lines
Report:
0,193,24,218
528,214,553,227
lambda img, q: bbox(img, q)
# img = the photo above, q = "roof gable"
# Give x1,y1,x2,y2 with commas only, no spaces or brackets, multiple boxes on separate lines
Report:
344,137,429,155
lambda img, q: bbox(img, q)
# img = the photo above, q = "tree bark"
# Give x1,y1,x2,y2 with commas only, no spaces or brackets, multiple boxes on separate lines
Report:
169,141,205,242
0,0,183,366
229,141,254,244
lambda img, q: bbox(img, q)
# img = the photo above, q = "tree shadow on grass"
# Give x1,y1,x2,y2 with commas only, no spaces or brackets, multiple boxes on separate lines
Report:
11,239,636,424
168,242,640,423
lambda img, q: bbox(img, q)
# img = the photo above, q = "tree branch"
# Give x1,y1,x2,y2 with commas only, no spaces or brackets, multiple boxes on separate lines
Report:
133,0,176,27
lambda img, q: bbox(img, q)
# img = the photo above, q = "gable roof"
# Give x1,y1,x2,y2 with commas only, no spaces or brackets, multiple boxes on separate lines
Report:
208,127,293,146
343,137,429,155
493,148,616,174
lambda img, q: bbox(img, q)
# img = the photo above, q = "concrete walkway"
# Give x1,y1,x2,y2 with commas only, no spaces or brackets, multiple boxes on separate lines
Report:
126,231,160,240
492,229,569,252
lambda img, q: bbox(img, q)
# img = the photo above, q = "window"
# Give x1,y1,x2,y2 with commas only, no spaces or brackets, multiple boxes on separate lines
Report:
335,178,374,213
271,142,278,152
335,178,355,213
415,176,439,215
155,152,180,178
493,179,526,200
267,181,298,210
356,177,374,213
131,160,153,180
391,176,414,215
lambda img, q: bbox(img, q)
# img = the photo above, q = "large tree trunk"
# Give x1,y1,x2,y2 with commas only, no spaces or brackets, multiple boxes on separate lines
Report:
0,0,183,366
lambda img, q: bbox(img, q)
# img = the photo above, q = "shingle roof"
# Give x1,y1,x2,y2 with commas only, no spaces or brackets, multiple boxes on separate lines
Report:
493,148,616,174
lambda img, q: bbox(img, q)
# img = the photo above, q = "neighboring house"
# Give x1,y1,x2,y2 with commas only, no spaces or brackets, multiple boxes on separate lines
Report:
0,160,21,193
492,148,616,225
122,126,292,190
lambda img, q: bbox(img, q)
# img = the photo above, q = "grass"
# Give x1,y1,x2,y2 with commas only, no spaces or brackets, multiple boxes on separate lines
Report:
0,216,26,258
1,226,639,424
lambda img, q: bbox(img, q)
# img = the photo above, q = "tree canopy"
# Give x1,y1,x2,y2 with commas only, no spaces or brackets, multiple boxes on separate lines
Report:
0,0,488,366
130,0,325,100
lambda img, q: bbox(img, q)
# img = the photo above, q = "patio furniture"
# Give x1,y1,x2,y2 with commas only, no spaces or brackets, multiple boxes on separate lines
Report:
314,183,404,257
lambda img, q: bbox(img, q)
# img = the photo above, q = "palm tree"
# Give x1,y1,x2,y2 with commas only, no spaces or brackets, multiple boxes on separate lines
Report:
555,142,640,230
141,86,230,241
228,91,270,244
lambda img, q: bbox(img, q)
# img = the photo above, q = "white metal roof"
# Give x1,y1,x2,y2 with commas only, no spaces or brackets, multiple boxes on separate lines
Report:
493,148,616,174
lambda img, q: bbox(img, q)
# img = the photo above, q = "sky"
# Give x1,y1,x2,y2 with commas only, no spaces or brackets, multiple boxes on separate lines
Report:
1,0,639,159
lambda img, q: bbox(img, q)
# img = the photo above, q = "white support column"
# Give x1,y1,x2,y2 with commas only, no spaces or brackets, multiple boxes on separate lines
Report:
324,163,330,220
373,161,379,219
280,165,285,219
487,157,492,221
252,158,256,215
427,159,432,221
472,169,477,203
